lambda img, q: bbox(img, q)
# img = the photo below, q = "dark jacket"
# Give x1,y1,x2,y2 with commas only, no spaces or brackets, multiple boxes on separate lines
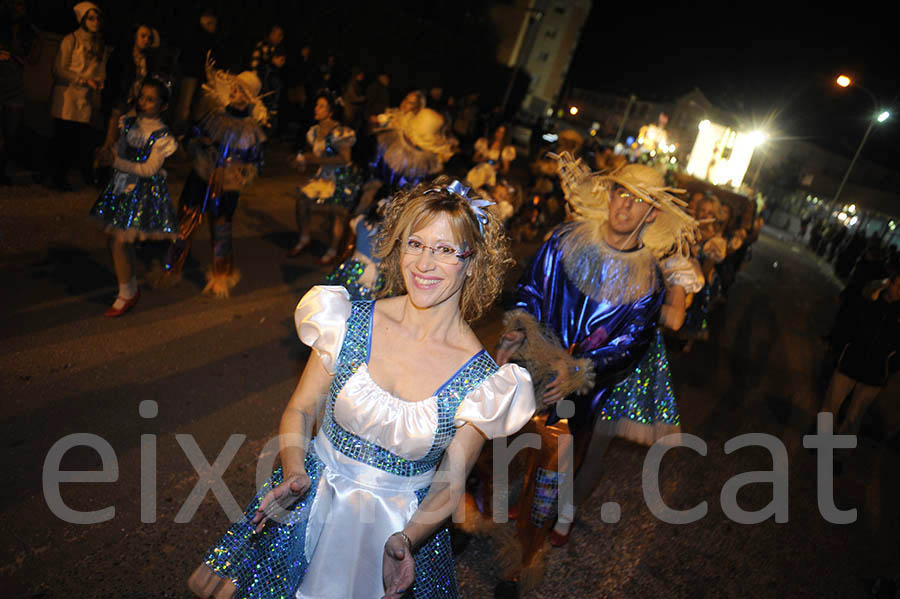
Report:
102,43,159,115
835,288,900,386
179,25,220,79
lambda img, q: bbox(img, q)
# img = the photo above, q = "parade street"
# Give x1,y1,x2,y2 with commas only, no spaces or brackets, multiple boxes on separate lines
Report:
1,144,898,598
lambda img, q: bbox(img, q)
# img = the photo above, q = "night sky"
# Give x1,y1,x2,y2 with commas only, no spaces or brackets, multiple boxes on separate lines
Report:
568,2,899,170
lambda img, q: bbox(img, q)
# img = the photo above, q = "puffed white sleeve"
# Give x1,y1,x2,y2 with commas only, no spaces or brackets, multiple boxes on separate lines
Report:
454,363,536,439
331,125,357,148
112,134,178,177
293,285,352,375
662,254,704,294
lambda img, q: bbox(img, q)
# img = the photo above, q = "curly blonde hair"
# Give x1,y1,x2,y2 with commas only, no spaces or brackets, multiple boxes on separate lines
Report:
373,176,513,322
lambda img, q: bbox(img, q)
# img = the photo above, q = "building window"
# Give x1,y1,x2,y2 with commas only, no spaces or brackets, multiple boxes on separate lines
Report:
545,29,557,39
536,51,549,62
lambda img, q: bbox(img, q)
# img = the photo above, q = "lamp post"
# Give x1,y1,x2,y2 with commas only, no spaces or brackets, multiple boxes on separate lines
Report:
832,75,891,205
614,94,636,145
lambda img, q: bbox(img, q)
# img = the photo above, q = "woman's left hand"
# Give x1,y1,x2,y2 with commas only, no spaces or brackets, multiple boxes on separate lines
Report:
542,359,571,405
382,533,415,599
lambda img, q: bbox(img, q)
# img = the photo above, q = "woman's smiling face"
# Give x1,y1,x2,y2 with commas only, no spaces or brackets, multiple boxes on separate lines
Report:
401,212,469,311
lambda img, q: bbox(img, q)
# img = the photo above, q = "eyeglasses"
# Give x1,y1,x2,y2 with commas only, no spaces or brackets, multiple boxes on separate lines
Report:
613,185,644,203
402,238,472,265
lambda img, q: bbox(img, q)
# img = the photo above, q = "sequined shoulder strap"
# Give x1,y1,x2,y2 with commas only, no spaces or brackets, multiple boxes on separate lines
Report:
147,126,171,144
417,351,499,466
334,299,372,378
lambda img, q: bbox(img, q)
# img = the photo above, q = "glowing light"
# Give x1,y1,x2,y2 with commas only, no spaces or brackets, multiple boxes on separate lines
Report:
877,110,890,123
837,212,848,222
849,215,859,226
569,106,579,116
889,221,896,231
542,133,558,142
686,121,761,187
747,131,768,147
848,204,856,213
836,75,851,88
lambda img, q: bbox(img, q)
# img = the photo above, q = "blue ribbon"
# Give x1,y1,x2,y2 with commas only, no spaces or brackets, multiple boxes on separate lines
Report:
426,179,495,235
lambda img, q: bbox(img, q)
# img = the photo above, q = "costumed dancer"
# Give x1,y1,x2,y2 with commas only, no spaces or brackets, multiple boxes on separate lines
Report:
489,154,686,598
556,198,702,547
465,123,515,195
89,74,178,317
151,54,267,298
186,176,536,599
287,90,362,266
362,92,456,214
680,195,727,352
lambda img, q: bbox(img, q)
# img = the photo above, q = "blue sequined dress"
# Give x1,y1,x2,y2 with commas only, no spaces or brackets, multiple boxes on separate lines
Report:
193,286,535,598
299,125,362,210
596,254,704,445
89,115,177,240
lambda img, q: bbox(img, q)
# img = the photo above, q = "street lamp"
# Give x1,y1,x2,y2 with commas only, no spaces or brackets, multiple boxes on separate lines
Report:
832,75,891,205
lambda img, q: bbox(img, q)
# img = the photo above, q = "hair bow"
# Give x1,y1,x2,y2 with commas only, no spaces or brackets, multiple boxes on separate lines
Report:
426,179,494,235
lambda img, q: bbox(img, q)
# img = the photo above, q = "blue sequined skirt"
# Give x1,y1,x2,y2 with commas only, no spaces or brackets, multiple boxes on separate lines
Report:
196,441,459,598
89,171,177,241
680,283,713,341
597,329,680,446
303,166,363,211
323,257,384,301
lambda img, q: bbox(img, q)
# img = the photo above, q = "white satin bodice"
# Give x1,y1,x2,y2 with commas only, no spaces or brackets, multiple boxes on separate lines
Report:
335,362,439,461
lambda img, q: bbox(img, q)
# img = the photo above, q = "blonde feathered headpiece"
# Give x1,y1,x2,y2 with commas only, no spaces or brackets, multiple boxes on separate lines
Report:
201,52,270,127
556,152,699,259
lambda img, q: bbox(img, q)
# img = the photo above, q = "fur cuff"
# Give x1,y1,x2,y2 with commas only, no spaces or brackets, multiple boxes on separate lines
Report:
501,310,595,411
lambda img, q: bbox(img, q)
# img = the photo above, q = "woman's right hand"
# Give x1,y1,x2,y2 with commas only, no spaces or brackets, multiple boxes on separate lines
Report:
494,330,525,366
251,472,311,533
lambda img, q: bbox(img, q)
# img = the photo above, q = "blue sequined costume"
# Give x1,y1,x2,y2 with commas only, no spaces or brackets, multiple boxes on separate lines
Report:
514,223,664,434
323,218,385,300
89,116,177,240
192,288,534,598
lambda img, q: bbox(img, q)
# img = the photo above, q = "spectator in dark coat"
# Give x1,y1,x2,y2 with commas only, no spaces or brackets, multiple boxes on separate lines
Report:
173,9,221,134
823,272,900,436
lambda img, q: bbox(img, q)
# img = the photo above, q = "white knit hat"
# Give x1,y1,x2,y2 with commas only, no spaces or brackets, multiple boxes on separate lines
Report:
73,1,101,24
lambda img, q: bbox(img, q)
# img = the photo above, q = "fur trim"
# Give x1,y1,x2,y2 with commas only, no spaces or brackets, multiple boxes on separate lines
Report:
558,221,661,306
494,524,549,592
454,492,499,537
604,418,683,447
187,564,237,599
145,261,182,289
503,310,595,411
203,267,241,298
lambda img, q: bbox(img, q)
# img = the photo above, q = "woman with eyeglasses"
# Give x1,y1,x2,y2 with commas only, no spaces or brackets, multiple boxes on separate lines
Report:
48,1,109,191
188,176,535,599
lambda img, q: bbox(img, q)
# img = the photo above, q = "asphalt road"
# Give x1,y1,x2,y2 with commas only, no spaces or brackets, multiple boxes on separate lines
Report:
1,145,898,598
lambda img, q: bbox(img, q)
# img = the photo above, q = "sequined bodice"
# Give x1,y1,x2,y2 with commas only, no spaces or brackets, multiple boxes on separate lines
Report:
119,116,170,164
322,300,497,476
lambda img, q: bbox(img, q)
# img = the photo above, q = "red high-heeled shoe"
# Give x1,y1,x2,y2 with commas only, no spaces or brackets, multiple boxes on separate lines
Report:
549,520,573,547
104,289,140,317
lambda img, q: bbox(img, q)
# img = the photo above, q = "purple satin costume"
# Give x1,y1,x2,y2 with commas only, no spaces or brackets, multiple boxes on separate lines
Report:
515,225,664,433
